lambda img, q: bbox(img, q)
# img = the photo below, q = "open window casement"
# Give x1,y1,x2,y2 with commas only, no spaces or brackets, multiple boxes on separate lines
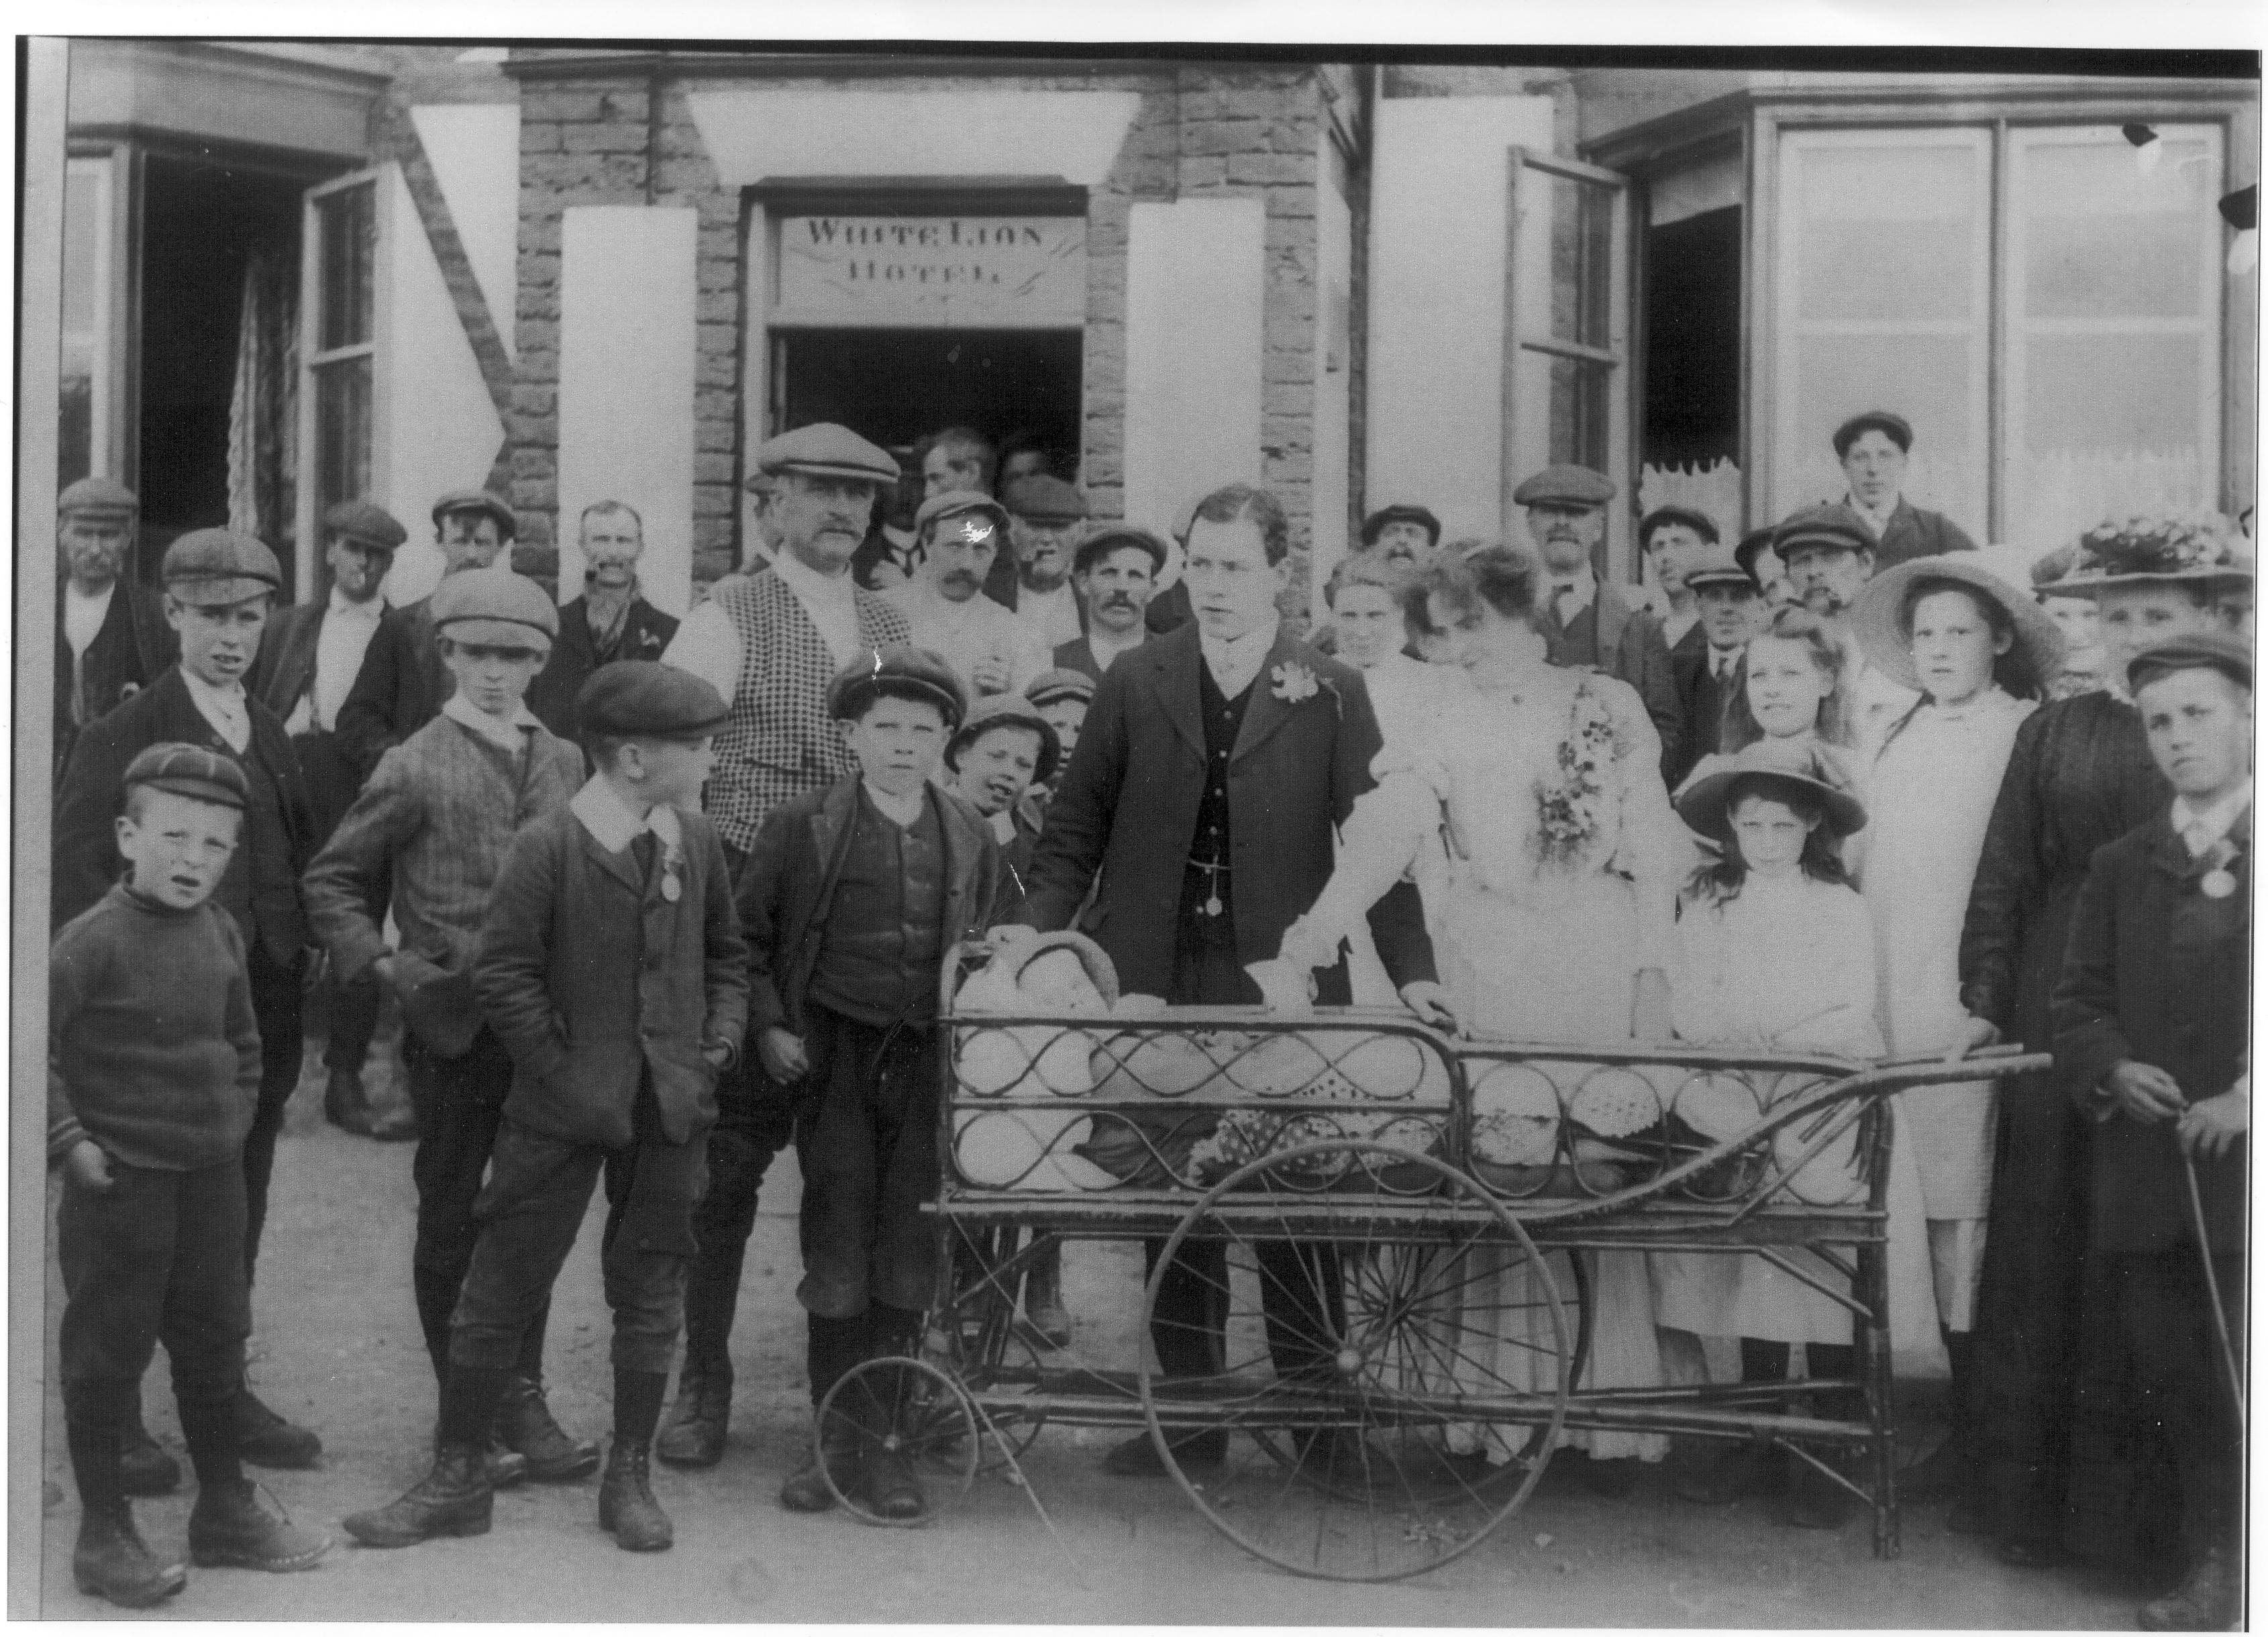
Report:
295,165,389,601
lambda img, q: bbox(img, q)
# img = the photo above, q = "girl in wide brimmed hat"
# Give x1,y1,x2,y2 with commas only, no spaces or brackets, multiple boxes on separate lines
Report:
1654,739,1908,1527
1847,553,2061,1501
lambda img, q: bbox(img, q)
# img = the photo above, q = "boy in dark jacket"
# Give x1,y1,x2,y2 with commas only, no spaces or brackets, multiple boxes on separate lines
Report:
2053,630,2251,1634
50,745,329,1606
739,645,1011,1522
342,663,746,1554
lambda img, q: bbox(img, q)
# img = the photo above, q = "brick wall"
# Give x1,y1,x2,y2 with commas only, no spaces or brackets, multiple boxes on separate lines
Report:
501,55,1339,611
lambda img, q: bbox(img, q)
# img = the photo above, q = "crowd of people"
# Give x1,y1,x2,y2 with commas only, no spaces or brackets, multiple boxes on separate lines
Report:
42,404,2251,1630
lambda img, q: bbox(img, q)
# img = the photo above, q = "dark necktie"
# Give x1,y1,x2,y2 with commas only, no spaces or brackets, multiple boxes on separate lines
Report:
631,829,659,889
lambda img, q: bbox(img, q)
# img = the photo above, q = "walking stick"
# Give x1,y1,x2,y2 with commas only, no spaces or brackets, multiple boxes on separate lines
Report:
2181,1153,2247,1424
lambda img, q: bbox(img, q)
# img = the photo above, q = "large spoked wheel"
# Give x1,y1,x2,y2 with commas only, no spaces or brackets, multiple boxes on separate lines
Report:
815,1355,980,1528
1137,1141,1571,1582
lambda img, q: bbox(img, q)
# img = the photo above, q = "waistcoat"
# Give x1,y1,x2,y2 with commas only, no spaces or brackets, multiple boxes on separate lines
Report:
809,788,949,1025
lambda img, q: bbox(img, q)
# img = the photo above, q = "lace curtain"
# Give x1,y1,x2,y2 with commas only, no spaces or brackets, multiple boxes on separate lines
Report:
226,248,299,568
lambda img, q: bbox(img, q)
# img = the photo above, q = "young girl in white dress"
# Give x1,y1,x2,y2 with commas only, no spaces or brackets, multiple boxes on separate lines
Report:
1655,738,1884,1526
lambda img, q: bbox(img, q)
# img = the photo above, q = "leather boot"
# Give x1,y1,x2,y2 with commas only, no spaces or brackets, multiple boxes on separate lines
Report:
2139,1542,2242,1632
73,1502,187,1607
779,1420,863,1513
497,1376,599,1482
119,1409,181,1497
342,1442,493,1548
655,1366,730,1470
235,1387,321,1469
187,1478,330,1571
858,1389,927,1522
597,1438,672,1552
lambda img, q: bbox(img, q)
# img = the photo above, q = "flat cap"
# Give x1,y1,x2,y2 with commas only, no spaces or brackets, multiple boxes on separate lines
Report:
915,490,1011,544
162,529,280,606
1025,668,1096,710
58,476,138,516
1682,545,1759,594
1074,523,1170,576
2128,629,2252,695
1639,505,1721,547
575,659,730,743
827,643,969,730
431,488,517,541
429,570,559,652
324,498,407,553
1832,410,1914,458
1002,474,1086,524
1733,524,1781,582
1771,505,1874,562
946,692,1062,786
1512,464,1615,509
1360,503,1443,547
751,422,899,486
122,741,248,811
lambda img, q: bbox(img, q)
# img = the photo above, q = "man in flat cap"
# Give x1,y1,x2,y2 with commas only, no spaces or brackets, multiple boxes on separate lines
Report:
1359,503,1443,574
1831,410,1977,572
1514,464,1684,777
884,492,1051,702
1770,504,1918,757
656,421,913,1469
54,477,174,786
53,528,325,1476
336,488,517,782
249,498,413,1141
529,500,680,750
998,474,1089,649
1053,525,1164,685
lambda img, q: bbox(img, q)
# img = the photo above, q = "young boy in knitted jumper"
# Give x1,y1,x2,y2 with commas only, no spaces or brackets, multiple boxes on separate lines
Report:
50,744,329,1607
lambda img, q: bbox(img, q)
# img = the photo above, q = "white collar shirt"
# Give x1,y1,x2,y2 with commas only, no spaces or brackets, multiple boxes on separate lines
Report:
2171,782,2253,857
1547,570,1598,625
570,772,684,856
1015,581,1083,651
181,668,252,753
62,581,115,659
441,692,542,755
771,547,862,669
1846,492,1900,540
311,590,387,734
1199,614,1281,700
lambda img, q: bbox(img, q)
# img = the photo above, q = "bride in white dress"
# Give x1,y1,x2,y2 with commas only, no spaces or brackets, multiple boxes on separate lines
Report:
1282,543,1694,1471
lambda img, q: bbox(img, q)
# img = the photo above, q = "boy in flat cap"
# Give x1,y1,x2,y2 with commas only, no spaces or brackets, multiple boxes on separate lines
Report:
886,491,1051,702
1024,667,1095,800
2053,631,2251,1632
52,743,330,1606
1514,464,1684,777
946,692,1058,888
999,474,1089,647
52,527,323,1477
1831,409,1977,571
305,571,596,1489
250,498,413,1140
656,421,912,1467
335,487,517,781
344,662,746,1553
54,476,174,786
739,645,1012,1522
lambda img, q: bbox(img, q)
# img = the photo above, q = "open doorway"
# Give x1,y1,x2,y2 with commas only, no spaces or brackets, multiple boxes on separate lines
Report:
135,155,307,592
1640,200,1742,539
772,327,1083,477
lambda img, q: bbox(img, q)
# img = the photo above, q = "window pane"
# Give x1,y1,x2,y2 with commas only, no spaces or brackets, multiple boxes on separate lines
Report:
59,157,110,487
315,356,371,517
318,184,375,351
2022,136,2214,319
1547,355,1612,471
1794,143,1981,323
1785,332,1982,516
2023,333,2204,456
1537,172,1615,350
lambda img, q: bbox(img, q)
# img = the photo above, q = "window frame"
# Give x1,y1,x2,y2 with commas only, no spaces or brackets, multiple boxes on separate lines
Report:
294,165,392,600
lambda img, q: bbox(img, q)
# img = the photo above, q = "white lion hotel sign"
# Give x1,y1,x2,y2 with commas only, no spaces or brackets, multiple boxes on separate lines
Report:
775,215,1088,325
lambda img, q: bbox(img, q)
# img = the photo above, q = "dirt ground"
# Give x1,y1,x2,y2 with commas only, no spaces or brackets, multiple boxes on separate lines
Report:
36,1027,2160,1626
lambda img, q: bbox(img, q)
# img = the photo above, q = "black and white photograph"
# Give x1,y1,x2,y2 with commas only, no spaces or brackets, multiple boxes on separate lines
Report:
10,17,2261,1626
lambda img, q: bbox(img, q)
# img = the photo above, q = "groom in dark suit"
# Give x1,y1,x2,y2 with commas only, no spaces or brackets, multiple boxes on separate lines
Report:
1019,482,1448,1475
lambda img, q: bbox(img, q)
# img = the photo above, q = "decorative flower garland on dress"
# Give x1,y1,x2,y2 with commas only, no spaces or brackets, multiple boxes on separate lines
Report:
1533,677,1620,869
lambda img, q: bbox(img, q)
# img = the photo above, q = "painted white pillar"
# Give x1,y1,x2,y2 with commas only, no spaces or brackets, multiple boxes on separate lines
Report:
558,206,699,616
1123,197,1266,543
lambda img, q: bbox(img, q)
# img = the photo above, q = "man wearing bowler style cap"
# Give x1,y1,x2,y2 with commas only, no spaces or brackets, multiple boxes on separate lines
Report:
654,420,914,1470
250,498,414,1140
884,490,1051,702
1053,524,1165,685
336,487,520,780
1830,409,1977,572
54,476,176,785
1512,462,1684,777
54,527,327,1476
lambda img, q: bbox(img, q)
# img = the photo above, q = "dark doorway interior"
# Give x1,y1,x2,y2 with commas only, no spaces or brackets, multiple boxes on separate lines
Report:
1642,205,1741,472
136,156,304,588
774,327,1084,477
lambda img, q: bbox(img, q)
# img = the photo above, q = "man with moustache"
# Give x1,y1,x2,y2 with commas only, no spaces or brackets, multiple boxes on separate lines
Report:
529,501,679,749
53,477,174,786
654,422,914,1469
1516,464,1683,776
1832,410,1976,572
999,474,1088,649
249,499,414,1140
885,491,1049,700
1054,525,1165,684
1011,481,1449,1477
336,488,517,780
1358,503,1443,574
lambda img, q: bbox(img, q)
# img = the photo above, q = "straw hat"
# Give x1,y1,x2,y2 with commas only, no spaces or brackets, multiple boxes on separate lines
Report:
1676,737,1868,848
2038,517,2253,598
1850,553,2064,697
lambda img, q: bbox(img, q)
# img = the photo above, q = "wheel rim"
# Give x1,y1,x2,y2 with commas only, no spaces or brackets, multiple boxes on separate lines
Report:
1137,1140,1571,1582
815,1355,980,1527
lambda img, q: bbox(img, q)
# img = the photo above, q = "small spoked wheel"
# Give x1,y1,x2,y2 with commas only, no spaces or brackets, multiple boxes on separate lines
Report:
1138,1140,1571,1582
815,1355,980,1527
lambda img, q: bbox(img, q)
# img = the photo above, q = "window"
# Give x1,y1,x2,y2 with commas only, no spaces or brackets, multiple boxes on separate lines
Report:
59,154,117,488
300,172,379,535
